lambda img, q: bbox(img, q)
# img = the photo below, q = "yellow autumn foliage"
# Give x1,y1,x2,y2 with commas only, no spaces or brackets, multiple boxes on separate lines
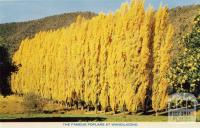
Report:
11,0,173,112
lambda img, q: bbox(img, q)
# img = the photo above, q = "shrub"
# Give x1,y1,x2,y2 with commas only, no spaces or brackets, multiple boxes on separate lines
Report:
22,93,44,113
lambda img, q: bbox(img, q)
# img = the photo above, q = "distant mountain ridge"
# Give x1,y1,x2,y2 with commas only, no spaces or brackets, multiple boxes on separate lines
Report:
0,5,199,58
0,12,96,57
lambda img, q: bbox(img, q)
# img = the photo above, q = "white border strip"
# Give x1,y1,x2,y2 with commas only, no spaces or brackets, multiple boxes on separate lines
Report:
0,122,200,128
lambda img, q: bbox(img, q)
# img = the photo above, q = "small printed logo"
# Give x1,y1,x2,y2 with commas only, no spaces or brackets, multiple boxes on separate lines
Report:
168,93,197,122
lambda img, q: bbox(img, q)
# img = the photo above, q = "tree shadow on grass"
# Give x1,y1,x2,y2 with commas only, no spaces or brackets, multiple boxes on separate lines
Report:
0,117,107,122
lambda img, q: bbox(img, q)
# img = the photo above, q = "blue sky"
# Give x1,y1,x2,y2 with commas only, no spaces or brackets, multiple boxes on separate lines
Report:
0,0,199,24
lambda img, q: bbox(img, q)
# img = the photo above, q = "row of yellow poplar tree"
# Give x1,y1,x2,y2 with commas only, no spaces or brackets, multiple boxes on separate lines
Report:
11,0,174,113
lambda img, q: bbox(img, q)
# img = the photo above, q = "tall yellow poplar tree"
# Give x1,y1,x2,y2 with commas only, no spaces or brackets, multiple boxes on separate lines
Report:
152,7,174,114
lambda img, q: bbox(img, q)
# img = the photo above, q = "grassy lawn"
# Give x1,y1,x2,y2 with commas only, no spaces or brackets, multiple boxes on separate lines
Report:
0,95,199,122
0,114,199,122
0,114,168,122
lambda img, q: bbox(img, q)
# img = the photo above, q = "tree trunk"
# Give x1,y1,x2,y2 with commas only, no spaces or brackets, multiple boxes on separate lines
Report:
87,106,90,112
95,107,97,114
81,105,84,111
143,99,147,114
155,111,158,116
114,108,117,114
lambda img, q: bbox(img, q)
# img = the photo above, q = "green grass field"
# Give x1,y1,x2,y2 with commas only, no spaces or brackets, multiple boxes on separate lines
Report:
0,114,199,122
0,114,168,122
0,96,199,122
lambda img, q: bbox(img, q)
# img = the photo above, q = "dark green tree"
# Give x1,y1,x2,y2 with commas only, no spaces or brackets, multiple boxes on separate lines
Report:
169,14,200,97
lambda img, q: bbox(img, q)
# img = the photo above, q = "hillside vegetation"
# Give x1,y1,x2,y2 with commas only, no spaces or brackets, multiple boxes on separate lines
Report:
169,5,200,53
169,5,200,43
0,12,96,56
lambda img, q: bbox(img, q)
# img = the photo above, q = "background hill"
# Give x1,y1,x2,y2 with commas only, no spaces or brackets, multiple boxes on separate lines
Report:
169,5,200,47
0,12,96,57
0,5,199,59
